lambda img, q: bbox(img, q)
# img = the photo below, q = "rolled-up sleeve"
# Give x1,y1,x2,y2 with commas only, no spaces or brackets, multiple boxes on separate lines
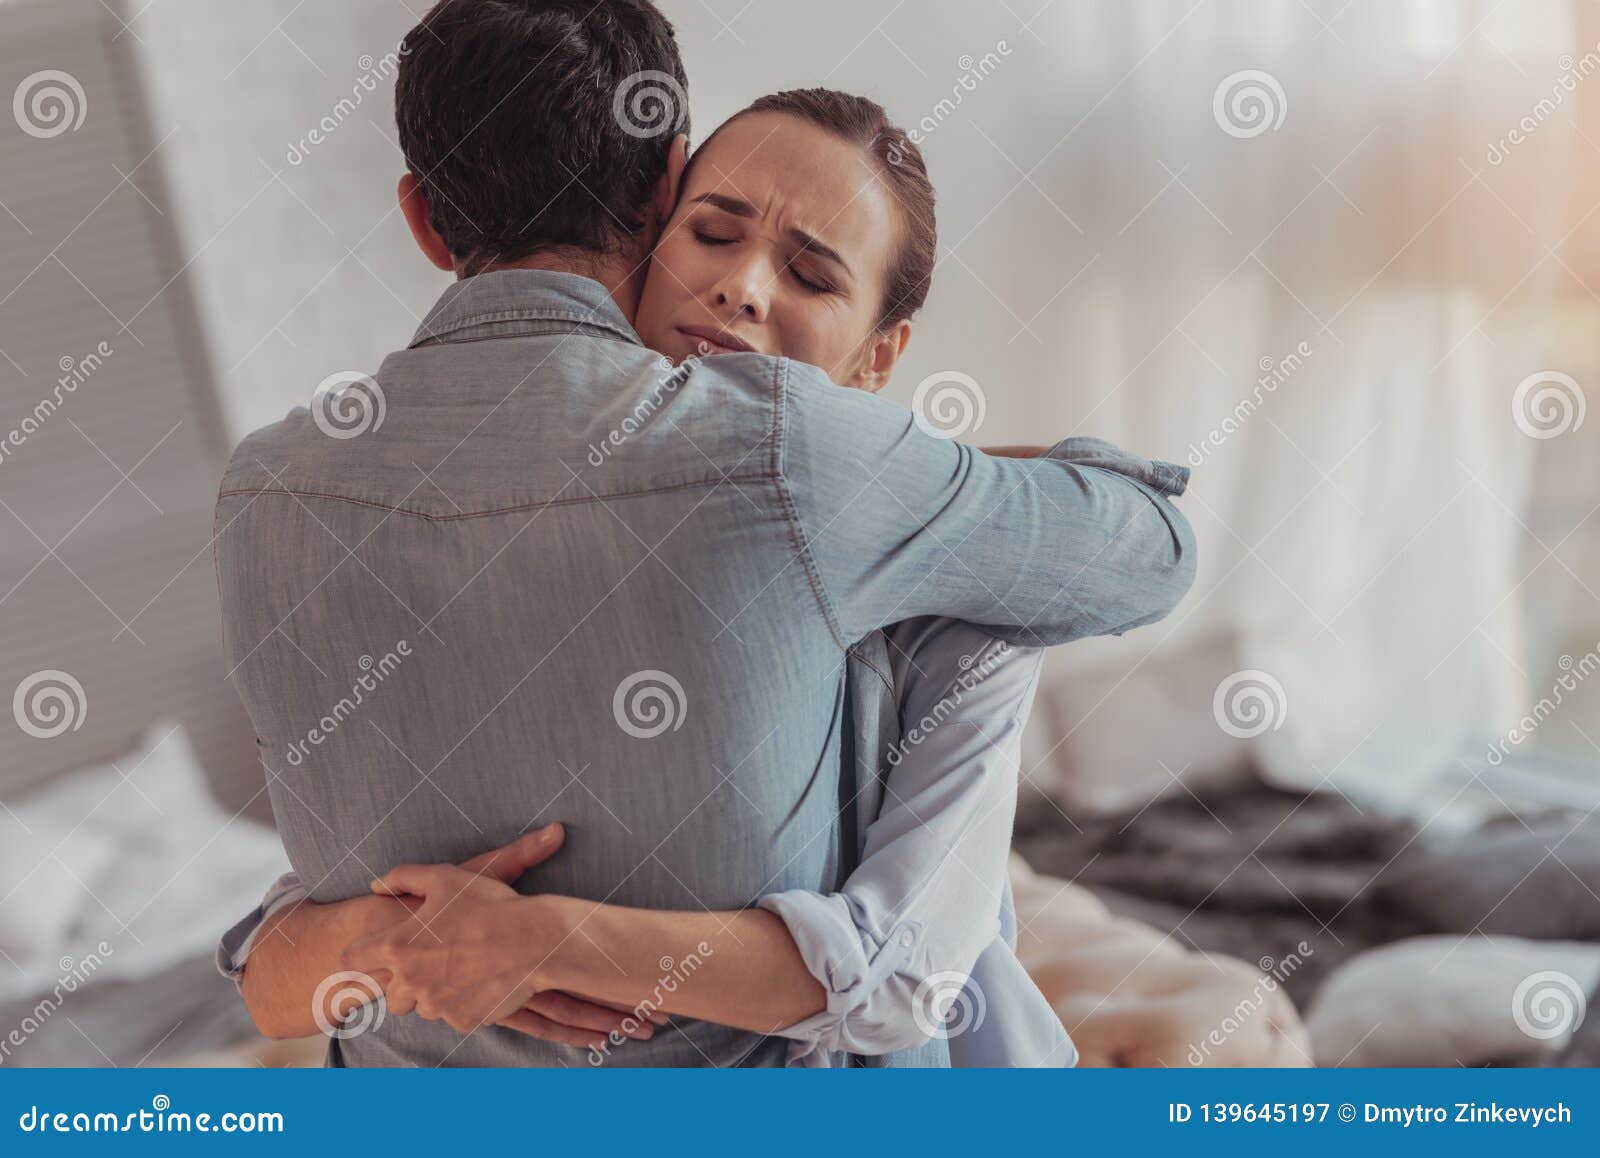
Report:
215,872,310,987
758,622,1041,1061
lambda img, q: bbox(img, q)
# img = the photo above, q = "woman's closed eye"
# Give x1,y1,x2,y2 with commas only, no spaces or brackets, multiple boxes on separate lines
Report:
691,227,738,247
786,261,836,295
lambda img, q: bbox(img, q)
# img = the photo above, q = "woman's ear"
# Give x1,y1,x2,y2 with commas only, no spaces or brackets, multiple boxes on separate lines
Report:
398,173,455,273
843,321,912,393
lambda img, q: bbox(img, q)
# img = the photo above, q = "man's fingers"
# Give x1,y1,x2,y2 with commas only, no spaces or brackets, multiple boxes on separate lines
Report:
524,992,654,1040
457,823,566,884
499,1009,608,1050
370,862,470,898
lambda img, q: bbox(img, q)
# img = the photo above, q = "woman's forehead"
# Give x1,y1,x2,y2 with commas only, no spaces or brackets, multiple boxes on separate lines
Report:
688,113,897,246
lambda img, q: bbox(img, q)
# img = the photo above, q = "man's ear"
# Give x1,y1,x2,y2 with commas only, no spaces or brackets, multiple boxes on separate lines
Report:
844,321,913,393
398,173,455,273
649,134,691,234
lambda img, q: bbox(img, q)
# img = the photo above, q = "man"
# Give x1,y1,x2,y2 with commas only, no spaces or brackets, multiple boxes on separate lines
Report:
214,0,1194,1066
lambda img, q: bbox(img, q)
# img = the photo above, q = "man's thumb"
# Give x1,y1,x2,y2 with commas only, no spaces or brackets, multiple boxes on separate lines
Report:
458,823,565,883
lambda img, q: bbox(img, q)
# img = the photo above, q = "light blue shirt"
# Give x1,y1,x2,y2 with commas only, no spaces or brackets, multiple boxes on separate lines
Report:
213,269,1194,1066
770,618,1073,1067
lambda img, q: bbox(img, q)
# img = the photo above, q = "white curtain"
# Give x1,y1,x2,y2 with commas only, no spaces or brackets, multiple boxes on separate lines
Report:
902,0,1600,810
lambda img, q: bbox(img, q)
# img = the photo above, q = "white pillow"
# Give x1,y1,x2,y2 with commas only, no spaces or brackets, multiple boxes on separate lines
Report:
1307,934,1600,1066
0,723,289,1003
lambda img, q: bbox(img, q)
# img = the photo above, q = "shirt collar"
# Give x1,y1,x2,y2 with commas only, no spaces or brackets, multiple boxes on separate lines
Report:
407,269,642,349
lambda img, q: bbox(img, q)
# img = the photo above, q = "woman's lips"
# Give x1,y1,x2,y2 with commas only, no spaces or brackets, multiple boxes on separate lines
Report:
677,324,756,356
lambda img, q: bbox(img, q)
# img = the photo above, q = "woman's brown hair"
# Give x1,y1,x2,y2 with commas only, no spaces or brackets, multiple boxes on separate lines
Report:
705,88,937,331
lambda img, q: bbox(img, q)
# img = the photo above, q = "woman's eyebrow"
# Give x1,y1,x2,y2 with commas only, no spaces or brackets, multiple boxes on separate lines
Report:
690,192,759,219
790,230,849,276
689,191,851,276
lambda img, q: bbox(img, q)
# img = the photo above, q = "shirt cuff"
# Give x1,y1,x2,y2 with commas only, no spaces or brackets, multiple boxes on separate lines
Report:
214,873,310,987
756,889,926,1061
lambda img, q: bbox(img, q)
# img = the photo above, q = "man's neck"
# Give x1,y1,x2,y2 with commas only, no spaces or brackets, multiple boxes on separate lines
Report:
464,252,646,324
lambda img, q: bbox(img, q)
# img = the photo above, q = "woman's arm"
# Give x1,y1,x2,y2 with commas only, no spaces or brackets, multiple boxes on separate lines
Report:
229,827,664,1045
981,445,1048,458
754,619,1044,1058
338,865,826,1036
240,891,412,1040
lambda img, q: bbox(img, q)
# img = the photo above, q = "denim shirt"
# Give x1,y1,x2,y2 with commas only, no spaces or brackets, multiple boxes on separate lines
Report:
213,270,1194,1066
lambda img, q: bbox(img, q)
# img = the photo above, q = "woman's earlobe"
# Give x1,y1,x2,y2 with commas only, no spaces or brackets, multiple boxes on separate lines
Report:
862,322,912,393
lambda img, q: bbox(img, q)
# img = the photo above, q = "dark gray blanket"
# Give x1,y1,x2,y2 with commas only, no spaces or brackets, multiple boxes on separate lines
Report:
1012,777,1600,1049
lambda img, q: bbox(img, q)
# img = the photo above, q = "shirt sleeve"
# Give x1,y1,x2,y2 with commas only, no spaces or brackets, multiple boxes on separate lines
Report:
757,619,1042,1059
778,359,1196,649
214,872,310,988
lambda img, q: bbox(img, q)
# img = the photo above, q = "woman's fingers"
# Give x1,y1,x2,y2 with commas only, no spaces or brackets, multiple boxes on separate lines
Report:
524,991,654,1040
567,991,671,1027
456,824,566,883
499,1009,608,1050
382,980,418,1019
370,862,466,898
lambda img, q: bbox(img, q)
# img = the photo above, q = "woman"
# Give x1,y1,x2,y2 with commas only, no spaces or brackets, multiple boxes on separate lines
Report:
226,90,1161,1066
632,89,1069,1065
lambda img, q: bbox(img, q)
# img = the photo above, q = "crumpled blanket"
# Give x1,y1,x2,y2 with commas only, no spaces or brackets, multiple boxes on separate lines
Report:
1011,780,1415,1006
1008,854,1311,1066
1010,776,1600,1067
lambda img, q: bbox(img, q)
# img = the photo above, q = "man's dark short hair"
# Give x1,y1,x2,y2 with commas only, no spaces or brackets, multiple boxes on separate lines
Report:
396,0,689,276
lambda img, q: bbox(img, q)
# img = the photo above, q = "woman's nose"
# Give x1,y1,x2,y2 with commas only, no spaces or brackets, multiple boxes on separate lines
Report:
713,261,770,322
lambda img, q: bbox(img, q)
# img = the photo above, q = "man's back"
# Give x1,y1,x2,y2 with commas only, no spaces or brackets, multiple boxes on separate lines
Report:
217,272,850,1066
217,269,1195,1067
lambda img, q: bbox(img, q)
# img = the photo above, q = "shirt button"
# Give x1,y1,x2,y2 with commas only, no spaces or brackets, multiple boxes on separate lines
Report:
898,928,916,948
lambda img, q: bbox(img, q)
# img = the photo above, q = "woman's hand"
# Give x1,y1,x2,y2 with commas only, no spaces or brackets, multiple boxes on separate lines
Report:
340,858,662,1047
